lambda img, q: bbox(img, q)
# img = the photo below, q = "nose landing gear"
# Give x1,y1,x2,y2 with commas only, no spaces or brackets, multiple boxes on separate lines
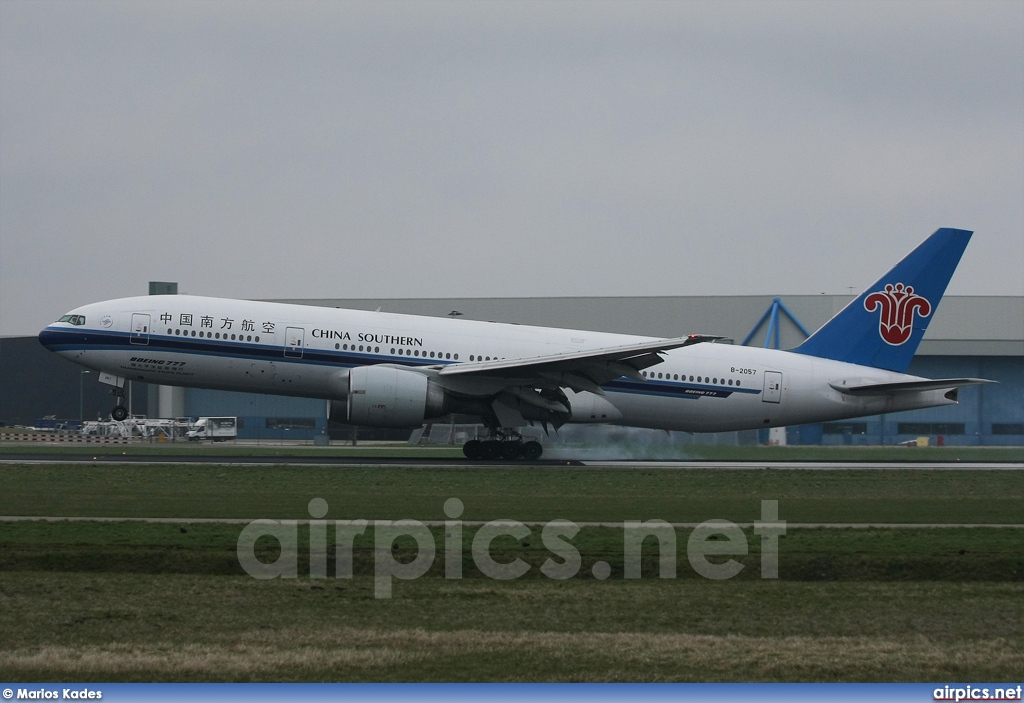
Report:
110,387,128,421
95,373,129,421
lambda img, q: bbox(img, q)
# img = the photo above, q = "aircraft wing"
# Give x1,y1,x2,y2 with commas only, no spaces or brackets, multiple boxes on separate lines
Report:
829,378,995,396
436,334,721,394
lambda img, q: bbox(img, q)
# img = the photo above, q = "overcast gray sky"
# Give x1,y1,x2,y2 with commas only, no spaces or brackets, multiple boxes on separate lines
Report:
1,0,1022,337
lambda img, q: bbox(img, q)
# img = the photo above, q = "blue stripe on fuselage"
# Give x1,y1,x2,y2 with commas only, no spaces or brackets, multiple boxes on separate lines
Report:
605,378,759,400
38,326,439,368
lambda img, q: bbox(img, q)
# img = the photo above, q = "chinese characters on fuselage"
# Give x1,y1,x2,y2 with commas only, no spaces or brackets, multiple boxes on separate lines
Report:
157,315,424,348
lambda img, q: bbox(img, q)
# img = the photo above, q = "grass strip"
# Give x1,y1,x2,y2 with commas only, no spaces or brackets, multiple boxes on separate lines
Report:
1,464,1022,524
0,573,1020,682
1,522,1021,581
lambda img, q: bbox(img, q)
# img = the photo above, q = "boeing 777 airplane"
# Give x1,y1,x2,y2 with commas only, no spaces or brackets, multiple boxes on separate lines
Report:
39,228,990,459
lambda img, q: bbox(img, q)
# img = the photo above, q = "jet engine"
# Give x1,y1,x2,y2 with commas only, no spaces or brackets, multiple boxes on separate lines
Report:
328,365,449,428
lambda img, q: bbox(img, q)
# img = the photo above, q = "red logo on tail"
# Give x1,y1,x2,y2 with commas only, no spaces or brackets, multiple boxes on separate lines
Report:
864,283,932,346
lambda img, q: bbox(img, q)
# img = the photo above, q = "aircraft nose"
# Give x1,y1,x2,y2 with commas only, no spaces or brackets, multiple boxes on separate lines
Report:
38,326,61,351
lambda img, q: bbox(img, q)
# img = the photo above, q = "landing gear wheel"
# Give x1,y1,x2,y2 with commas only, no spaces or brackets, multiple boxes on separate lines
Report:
500,441,523,460
522,441,543,461
463,440,483,460
479,440,501,460
111,405,128,421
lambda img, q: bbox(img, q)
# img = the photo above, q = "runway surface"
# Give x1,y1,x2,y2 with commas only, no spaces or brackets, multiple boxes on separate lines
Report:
579,460,1023,470
0,452,580,467
0,450,1020,470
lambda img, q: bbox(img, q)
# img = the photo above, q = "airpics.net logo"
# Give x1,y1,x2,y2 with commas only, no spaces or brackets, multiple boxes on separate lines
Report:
236,499,786,599
934,684,1023,701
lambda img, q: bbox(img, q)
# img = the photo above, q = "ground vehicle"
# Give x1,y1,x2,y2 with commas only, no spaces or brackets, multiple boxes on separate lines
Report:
186,416,237,442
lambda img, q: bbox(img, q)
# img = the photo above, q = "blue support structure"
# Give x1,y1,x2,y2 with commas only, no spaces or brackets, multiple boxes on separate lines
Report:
741,298,812,349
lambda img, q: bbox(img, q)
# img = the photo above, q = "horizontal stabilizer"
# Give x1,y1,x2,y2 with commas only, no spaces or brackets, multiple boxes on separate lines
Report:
829,378,994,396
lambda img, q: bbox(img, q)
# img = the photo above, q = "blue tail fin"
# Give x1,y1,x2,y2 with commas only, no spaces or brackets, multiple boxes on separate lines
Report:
792,228,972,372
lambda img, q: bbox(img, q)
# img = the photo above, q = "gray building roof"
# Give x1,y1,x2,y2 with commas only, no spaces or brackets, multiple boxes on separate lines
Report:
268,296,1024,357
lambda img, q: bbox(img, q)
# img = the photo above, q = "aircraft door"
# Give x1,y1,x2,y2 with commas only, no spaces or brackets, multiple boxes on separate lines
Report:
762,371,782,403
284,327,304,359
130,314,150,345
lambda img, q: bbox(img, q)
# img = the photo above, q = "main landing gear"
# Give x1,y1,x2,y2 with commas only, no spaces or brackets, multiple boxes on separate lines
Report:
463,430,543,461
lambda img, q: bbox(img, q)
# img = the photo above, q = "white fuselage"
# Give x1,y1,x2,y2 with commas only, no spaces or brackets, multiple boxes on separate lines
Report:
40,295,955,432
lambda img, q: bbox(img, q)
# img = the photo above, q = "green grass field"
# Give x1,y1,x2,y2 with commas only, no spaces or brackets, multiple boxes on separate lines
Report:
1,574,1021,682
1,463,1021,523
1,521,1021,582
0,461,1021,681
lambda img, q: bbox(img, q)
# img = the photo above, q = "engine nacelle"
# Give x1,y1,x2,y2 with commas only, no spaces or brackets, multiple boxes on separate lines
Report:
328,365,448,428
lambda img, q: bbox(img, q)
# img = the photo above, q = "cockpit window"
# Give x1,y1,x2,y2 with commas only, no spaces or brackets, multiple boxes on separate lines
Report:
58,314,86,326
